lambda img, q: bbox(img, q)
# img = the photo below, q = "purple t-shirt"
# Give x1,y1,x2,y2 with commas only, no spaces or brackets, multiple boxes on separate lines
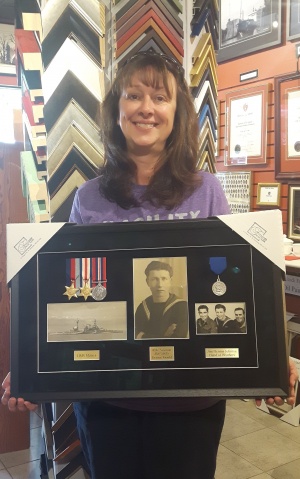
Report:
70,171,231,412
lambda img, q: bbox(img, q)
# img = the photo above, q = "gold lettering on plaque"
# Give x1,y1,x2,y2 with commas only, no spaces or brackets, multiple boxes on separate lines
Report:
74,350,100,361
205,348,239,359
149,346,175,361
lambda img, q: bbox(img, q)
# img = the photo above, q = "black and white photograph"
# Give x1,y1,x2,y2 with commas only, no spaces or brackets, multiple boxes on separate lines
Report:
218,0,281,62
195,302,247,335
133,257,189,340
47,302,127,342
0,23,16,75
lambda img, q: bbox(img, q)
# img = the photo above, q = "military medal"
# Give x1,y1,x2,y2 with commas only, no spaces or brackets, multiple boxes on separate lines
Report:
63,257,107,301
212,276,227,296
78,258,93,300
63,259,79,300
79,279,93,300
63,280,79,300
91,257,107,301
209,257,227,296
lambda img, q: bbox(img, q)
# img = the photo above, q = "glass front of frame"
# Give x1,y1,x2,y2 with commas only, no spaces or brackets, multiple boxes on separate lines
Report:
10,221,288,401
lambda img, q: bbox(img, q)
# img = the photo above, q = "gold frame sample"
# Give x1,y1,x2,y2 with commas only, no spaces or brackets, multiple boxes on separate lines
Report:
257,183,281,206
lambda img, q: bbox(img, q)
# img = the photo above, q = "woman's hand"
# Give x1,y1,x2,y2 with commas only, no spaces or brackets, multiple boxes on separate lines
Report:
255,358,299,407
1,372,38,412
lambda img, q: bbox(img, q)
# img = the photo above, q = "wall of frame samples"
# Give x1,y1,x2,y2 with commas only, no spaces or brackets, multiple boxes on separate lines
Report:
1,0,300,465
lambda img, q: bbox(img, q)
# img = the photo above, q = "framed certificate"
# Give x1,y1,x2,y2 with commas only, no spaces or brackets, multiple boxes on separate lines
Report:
275,72,300,180
225,85,269,166
9,220,288,401
257,183,281,206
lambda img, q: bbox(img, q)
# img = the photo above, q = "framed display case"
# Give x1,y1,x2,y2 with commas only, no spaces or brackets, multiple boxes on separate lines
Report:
218,0,282,63
9,220,288,401
224,85,269,166
257,183,281,206
275,72,300,180
288,185,300,241
215,171,252,214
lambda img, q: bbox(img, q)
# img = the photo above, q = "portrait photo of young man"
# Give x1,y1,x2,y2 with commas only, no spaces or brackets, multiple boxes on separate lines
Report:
134,257,189,340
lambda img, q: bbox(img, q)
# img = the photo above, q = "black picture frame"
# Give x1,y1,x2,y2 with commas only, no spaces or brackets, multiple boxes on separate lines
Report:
10,220,288,401
218,0,282,63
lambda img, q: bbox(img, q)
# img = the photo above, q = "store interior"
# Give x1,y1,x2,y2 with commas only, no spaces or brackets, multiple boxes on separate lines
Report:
0,1,300,478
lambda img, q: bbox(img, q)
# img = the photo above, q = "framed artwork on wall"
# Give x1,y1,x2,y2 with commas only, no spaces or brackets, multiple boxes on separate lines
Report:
224,85,269,166
218,0,282,63
288,185,300,241
257,183,281,206
286,0,300,41
0,24,16,76
275,72,300,180
215,171,252,214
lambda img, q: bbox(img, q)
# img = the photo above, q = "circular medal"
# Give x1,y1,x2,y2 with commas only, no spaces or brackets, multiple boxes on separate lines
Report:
212,277,226,296
92,283,107,301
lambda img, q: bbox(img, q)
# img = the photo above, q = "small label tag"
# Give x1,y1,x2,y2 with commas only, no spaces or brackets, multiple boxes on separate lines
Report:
149,346,175,361
205,348,239,359
74,350,100,361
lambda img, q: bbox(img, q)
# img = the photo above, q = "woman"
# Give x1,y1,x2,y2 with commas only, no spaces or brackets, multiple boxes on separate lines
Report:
2,52,298,479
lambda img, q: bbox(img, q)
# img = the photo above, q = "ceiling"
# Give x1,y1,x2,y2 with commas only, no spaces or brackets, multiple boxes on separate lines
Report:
0,0,15,23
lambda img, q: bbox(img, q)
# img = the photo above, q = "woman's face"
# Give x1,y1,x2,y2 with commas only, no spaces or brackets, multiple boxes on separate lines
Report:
118,70,177,155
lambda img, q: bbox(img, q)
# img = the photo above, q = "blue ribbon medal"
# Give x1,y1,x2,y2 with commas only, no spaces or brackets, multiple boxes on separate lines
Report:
209,257,227,296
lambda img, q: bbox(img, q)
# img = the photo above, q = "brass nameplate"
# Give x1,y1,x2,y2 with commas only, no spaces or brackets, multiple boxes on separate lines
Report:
205,348,239,359
149,346,175,361
74,350,100,361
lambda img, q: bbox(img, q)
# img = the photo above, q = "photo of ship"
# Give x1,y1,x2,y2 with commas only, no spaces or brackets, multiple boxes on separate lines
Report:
47,302,127,342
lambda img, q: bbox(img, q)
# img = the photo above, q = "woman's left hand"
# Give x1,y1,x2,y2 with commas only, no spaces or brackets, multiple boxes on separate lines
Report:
255,357,299,407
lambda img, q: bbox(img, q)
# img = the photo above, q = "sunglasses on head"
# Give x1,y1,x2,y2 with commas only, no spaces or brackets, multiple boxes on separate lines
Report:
123,51,185,79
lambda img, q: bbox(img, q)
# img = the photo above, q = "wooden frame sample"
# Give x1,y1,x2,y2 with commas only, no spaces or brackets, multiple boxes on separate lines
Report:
225,85,269,166
257,183,281,206
275,72,300,180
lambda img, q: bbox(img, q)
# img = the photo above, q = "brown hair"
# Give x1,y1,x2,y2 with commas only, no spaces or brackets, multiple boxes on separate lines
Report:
144,260,173,278
98,53,200,209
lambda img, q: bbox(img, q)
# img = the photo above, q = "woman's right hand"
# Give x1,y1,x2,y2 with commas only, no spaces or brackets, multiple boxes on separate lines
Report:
1,372,38,412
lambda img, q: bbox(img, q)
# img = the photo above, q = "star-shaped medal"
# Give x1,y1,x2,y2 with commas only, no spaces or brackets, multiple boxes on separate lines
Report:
79,280,93,301
63,281,79,300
